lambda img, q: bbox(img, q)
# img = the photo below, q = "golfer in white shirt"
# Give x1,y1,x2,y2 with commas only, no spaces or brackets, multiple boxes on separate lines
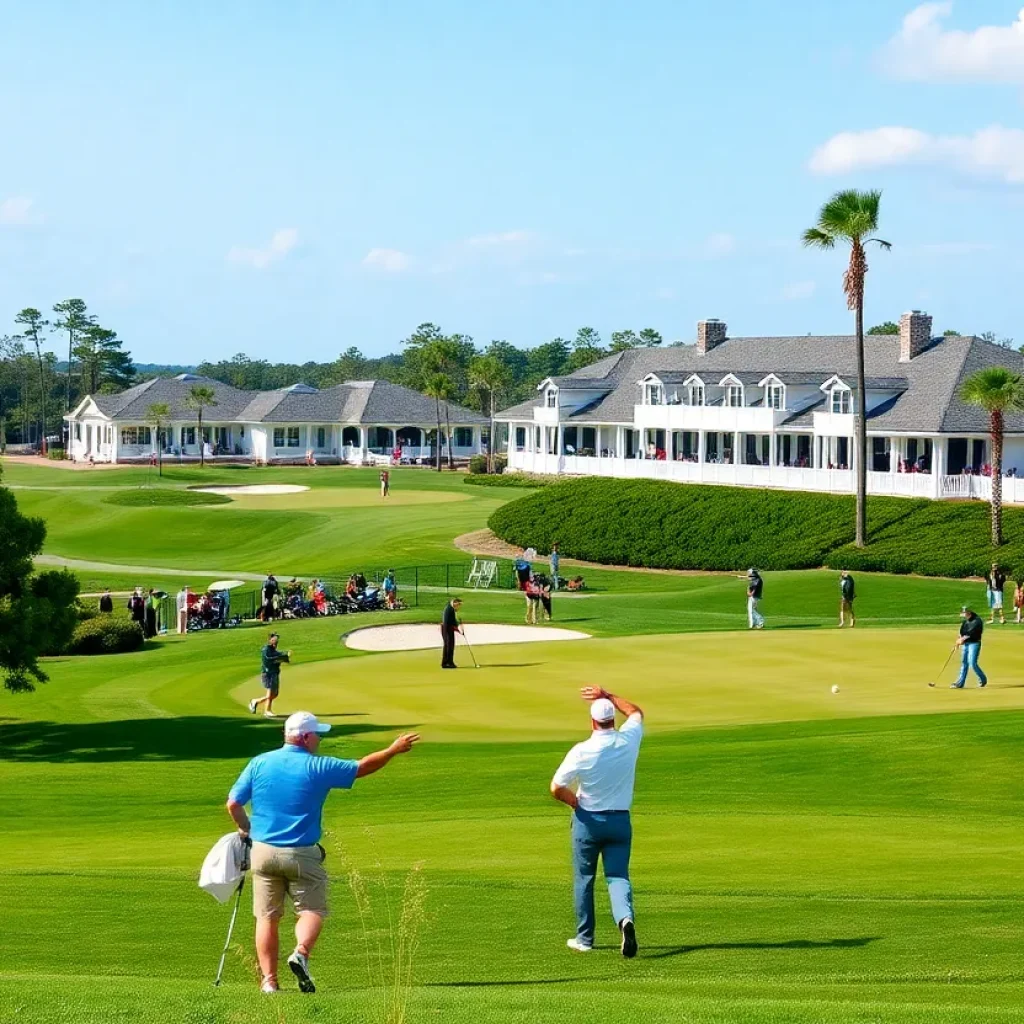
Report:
550,685,643,958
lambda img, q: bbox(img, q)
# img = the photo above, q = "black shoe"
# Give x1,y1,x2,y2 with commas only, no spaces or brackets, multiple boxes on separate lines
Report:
287,950,316,993
620,919,638,959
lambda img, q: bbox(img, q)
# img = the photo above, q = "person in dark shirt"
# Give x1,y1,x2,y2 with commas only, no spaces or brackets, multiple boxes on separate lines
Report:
951,607,987,689
838,571,856,628
985,563,1006,625
745,569,764,629
98,590,114,614
249,632,292,717
440,597,463,669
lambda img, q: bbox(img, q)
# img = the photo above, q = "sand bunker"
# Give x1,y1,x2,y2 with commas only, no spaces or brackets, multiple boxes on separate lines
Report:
192,484,309,496
344,622,592,651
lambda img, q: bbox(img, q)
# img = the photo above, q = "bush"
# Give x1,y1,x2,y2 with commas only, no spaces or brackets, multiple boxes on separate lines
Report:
494,454,508,474
46,448,65,460
464,472,554,489
487,477,1024,578
66,616,145,656
104,489,231,508
468,454,488,475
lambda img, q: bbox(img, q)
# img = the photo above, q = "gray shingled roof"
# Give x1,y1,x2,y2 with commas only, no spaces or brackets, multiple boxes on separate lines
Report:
496,334,1024,434
79,377,486,426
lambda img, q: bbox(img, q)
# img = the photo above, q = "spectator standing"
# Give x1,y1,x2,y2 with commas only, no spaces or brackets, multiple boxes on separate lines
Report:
144,588,158,639
550,543,561,590
838,571,856,628
176,585,190,634
539,577,553,621
951,607,987,689
986,563,1007,625
99,590,114,614
261,575,280,622
128,588,146,628
380,469,390,498
1014,578,1024,625
249,633,292,718
524,575,542,624
383,569,398,610
514,551,532,591
746,569,765,629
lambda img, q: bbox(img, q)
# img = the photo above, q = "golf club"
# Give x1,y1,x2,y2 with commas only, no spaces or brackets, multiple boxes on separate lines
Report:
460,630,480,669
927,645,958,688
213,841,250,987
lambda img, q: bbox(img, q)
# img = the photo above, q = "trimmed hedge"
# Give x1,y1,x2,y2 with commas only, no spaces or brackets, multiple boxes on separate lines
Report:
487,477,1024,578
464,472,554,489
104,489,231,508
66,616,145,655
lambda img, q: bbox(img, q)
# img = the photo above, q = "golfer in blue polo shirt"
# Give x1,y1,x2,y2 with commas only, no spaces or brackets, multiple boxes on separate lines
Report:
227,711,420,994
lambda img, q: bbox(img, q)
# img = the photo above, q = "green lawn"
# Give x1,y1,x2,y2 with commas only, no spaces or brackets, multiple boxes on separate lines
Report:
3,460,1024,1022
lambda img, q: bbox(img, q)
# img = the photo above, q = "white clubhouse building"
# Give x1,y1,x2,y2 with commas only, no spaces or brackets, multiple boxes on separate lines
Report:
496,312,1024,503
65,375,487,465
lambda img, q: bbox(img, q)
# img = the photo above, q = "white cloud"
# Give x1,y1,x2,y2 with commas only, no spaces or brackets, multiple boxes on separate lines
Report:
362,248,411,272
227,228,298,269
705,232,736,256
0,197,37,225
809,125,1024,184
781,281,817,301
879,3,1024,83
464,230,532,247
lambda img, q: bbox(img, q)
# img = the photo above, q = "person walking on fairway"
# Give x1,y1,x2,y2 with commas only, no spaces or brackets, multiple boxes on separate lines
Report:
838,570,856,628
440,597,462,669
250,633,292,718
550,685,643,959
380,469,390,498
550,543,560,591
951,606,987,689
746,568,765,629
226,711,420,994
986,563,1006,625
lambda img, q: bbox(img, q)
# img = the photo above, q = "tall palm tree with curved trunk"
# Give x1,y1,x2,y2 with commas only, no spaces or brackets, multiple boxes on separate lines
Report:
803,190,891,548
961,367,1024,547
470,354,511,473
423,373,454,472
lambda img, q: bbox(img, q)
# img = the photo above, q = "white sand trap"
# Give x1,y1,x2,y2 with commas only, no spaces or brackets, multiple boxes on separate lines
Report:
192,484,309,496
344,622,592,651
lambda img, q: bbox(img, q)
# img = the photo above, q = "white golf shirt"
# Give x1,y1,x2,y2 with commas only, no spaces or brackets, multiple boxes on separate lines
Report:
551,714,644,812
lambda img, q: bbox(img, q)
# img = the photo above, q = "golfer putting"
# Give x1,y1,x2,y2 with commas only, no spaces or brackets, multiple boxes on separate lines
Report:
225,711,420,994
249,632,291,718
440,596,463,669
550,685,643,959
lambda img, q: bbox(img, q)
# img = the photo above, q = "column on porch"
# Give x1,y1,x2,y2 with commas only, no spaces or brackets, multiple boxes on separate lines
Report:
767,433,776,468
359,426,368,455
931,437,945,496
556,424,564,456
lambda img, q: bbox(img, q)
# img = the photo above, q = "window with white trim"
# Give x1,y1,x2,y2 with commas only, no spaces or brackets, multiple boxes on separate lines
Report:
515,426,526,451
316,426,328,449
830,388,852,414
180,426,196,446
545,389,557,408
454,427,473,447
726,384,743,408
688,384,705,407
765,384,784,410
120,427,152,446
644,382,663,406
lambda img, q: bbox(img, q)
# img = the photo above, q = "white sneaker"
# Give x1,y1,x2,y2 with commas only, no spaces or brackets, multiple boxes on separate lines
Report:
260,979,278,994
248,699,258,714
566,938,593,953
287,949,316,993
263,711,278,719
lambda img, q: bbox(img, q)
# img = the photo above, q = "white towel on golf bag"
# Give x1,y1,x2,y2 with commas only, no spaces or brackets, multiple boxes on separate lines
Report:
199,833,247,903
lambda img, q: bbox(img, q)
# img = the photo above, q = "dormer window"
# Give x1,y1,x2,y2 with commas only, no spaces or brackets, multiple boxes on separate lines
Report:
644,382,663,406
726,384,743,408
765,384,784,410
688,384,705,407
545,389,557,409
830,387,852,414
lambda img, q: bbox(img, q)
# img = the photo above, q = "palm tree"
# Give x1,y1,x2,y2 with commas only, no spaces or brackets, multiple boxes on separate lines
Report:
145,402,170,478
803,190,891,548
961,367,1024,547
184,385,217,467
423,373,453,472
470,354,511,472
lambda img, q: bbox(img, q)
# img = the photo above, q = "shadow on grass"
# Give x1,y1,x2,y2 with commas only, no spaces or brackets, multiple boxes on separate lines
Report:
0,715,414,763
644,936,881,959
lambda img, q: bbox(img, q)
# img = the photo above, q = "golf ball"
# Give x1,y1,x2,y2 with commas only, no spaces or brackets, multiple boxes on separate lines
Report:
831,685,840,694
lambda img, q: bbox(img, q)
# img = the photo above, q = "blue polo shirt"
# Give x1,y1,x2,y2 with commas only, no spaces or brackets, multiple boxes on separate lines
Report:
228,744,358,847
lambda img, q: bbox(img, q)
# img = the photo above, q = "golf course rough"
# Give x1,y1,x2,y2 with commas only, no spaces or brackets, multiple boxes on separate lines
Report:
2,460,1023,1024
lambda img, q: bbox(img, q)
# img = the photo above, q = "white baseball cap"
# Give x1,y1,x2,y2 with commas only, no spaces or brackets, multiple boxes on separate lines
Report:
590,698,616,723
284,711,331,737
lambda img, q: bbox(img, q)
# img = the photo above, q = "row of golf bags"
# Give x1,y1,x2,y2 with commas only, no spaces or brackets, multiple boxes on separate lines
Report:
187,592,241,631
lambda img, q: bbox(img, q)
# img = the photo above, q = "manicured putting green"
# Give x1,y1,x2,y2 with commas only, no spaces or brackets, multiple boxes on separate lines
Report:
193,487,471,510
103,489,231,507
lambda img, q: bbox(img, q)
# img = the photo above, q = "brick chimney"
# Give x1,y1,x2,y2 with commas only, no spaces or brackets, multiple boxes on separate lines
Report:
898,310,933,362
697,318,727,355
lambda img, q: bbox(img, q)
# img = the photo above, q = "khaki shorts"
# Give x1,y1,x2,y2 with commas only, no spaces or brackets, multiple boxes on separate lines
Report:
251,841,329,920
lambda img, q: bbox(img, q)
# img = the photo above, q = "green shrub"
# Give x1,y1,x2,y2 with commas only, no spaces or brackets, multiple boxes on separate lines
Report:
494,454,508,474
468,455,488,475
103,489,231,508
66,616,145,655
464,472,554,489
488,478,1024,577
46,448,65,460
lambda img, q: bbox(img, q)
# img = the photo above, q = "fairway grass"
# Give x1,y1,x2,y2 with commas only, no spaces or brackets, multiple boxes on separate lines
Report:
4,459,1024,1022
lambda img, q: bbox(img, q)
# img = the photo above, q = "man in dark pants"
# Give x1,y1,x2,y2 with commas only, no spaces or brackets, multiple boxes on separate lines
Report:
440,597,462,669
951,606,987,689
838,570,856,628
550,685,644,959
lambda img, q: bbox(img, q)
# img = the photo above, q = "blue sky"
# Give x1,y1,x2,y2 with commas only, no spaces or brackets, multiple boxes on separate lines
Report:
1,1,1022,363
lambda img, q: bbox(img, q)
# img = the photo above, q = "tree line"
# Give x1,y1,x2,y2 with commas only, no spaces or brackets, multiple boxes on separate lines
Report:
0,300,134,449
